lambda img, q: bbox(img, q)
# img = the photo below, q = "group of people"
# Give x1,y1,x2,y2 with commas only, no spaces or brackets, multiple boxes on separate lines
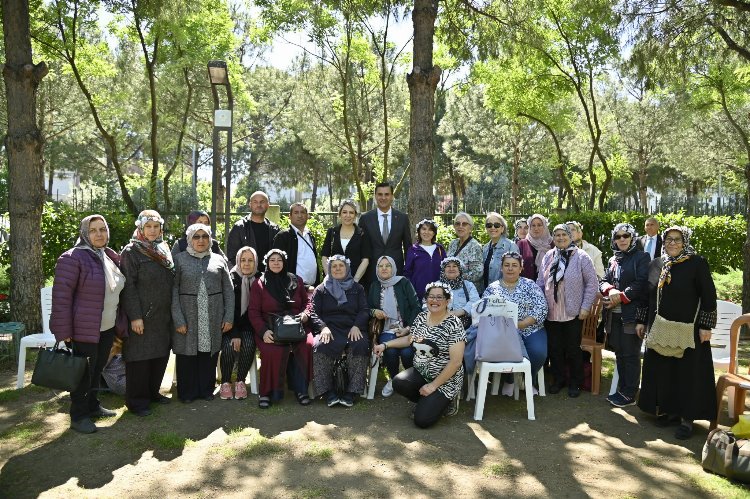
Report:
49,181,719,436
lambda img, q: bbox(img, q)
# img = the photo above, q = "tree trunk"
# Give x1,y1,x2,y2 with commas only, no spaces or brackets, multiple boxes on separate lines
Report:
512,140,520,213
407,0,440,231
744,160,750,314
164,66,193,213
310,161,319,212
2,0,48,332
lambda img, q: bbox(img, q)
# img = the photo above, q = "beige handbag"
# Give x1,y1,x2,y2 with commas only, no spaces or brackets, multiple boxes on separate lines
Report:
645,289,698,359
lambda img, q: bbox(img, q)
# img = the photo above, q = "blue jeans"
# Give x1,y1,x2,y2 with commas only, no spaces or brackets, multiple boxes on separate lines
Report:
379,331,415,379
523,327,548,376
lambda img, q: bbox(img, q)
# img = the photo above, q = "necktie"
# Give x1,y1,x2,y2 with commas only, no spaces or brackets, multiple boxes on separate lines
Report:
483,243,494,288
645,237,654,257
381,214,390,242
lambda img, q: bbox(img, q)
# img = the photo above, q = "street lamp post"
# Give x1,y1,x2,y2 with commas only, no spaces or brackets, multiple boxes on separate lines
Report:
207,60,234,248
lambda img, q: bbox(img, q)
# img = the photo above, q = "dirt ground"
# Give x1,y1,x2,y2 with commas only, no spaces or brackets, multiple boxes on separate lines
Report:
1,358,749,499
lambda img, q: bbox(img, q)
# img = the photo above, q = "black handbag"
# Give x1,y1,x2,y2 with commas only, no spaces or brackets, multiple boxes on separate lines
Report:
31,344,87,391
333,355,348,397
270,313,306,343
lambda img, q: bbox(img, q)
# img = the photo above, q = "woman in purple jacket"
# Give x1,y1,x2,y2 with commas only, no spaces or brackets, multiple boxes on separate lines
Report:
403,219,446,300
50,215,127,434
537,223,598,398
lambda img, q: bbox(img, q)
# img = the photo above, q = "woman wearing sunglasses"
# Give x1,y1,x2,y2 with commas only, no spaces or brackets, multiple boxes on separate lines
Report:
482,212,519,292
446,212,484,294
171,224,234,403
599,223,650,408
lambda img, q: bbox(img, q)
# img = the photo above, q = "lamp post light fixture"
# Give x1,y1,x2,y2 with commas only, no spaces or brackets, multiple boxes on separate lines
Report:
207,60,233,248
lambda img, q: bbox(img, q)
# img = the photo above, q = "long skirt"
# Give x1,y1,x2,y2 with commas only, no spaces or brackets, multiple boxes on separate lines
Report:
255,331,313,400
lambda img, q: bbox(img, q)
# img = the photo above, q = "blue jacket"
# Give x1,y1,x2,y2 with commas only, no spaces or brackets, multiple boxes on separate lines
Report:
599,250,650,324
482,237,519,288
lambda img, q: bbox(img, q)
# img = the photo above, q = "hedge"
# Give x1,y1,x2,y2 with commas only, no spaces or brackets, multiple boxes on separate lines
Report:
0,204,744,279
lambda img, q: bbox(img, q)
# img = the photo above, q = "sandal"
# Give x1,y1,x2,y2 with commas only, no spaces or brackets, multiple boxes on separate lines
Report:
258,397,271,409
296,392,312,406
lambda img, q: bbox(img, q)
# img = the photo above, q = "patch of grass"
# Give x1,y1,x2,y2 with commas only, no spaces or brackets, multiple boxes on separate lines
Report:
483,459,518,477
147,431,193,450
687,471,750,499
0,388,20,403
1,420,45,443
28,399,58,416
303,444,334,460
227,426,253,436
293,487,329,499
240,434,287,458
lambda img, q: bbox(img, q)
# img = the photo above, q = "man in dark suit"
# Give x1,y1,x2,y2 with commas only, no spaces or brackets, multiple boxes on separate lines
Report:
359,182,412,283
272,202,320,287
637,217,662,260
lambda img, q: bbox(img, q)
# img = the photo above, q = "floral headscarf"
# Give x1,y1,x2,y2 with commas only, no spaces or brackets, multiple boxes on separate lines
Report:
130,211,174,273
439,257,465,290
525,214,553,270
658,226,696,289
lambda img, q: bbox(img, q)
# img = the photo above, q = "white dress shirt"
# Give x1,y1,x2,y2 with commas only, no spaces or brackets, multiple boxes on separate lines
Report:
378,208,392,237
294,226,317,285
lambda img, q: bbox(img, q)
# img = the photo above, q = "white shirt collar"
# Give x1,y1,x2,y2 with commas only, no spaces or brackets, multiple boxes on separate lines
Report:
377,208,392,217
292,225,309,236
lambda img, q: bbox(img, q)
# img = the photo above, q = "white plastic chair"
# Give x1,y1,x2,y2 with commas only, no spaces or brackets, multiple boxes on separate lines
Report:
712,300,743,370
366,352,379,399
471,359,537,421
467,364,546,401
16,287,57,389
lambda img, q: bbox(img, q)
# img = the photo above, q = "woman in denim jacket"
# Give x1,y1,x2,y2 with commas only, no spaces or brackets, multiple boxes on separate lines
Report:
481,212,519,293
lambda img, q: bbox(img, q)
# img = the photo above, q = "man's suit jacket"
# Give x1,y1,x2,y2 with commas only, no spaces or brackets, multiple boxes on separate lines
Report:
637,234,662,259
359,208,412,281
272,227,320,285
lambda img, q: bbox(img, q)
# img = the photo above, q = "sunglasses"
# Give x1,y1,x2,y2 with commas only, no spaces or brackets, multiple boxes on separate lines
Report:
454,221,471,227
485,223,503,229
192,234,210,240
613,233,632,240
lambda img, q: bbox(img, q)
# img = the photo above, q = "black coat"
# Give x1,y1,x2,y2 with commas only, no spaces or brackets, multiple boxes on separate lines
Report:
321,224,372,284
272,227,321,285
359,208,412,282
226,216,280,266
636,234,662,260
599,249,650,324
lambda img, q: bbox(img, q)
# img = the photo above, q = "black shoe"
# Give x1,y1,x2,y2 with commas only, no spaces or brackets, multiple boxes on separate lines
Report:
549,383,565,394
90,406,117,419
180,398,194,404
568,387,581,398
339,393,354,408
70,418,98,434
654,414,681,427
326,392,340,407
153,395,171,405
675,424,693,440
132,408,151,417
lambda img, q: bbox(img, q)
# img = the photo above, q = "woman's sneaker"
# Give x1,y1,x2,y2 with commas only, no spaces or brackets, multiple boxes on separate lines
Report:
445,396,460,416
340,393,355,407
219,382,233,400
234,381,248,400
382,379,394,397
608,392,635,408
326,391,340,407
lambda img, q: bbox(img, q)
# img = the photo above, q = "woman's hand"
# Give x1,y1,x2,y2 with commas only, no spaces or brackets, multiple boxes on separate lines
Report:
373,343,385,356
699,328,712,343
373,309,386,320
635,324,646,339
300,312,309,323
131,319,144,335
579,309,590,320
221,322,233,333
607,290,622,306
419,382,437,397
348,326,362,342
395,327,409,337
176,325,187,335
319,327,332,344
263,330,274,343
231,338,241,352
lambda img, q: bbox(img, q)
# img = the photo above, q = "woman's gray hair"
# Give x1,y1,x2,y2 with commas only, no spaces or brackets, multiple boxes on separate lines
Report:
485,212,508,232
454,211,474,227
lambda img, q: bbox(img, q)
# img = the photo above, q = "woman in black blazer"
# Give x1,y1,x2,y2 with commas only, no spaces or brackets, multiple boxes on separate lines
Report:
321,200,372,286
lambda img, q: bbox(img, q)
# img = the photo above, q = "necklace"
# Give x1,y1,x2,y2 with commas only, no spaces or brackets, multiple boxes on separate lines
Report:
501,279,518,289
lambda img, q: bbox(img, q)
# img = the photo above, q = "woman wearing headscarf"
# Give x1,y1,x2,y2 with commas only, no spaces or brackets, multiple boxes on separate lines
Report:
171,223,234,403
50,215,127,434
311,255,370,407
171,210,226,259
637,226,717,440
404,219,447,300
513,219,529,243
599,223,650,408
120,210,175,416
517,214,554,280
446,212,484,293
219,246,259,400
537,224,598,398
249,249,320,408
369,255,421,397
482,212,519,290
439,258,480,376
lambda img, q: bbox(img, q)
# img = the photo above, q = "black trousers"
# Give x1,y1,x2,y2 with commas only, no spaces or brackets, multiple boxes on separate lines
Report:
546,318,583,389
70,328,115,422
175,352,218,401
219,331,256,384
609,314,643,398
393,367,451,429
125,355,169,411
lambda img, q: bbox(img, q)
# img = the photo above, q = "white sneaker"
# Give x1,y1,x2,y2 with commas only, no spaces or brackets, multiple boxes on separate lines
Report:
501,382,514,397
382,379,394,397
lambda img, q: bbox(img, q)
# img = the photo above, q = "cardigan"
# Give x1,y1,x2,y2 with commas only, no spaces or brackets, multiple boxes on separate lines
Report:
368,278,421,327
537,247,598,319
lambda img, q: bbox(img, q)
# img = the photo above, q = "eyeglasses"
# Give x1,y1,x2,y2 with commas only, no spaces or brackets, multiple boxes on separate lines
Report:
454,221,471,227
664,237,683,244
613,233,632,240
426,295,446,301
485,223,503,229
192,234,210,240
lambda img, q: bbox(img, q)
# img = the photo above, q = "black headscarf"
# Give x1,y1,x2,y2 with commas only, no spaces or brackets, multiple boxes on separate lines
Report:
261,249,297,306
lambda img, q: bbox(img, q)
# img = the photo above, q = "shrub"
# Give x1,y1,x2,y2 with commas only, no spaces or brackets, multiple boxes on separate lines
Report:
713,269,742,304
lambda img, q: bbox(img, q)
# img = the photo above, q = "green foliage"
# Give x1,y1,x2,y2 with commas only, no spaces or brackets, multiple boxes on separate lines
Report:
713,269,743,304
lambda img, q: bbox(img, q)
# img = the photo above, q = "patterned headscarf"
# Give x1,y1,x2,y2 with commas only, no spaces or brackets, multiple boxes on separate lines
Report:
548,224,577,302
323,255,354,306
658,226,696,289
130,210,174,273
525,214,553,270
610,223,639,260
439,257,465,290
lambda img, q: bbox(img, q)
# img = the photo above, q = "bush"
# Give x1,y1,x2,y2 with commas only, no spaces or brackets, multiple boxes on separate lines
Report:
714,269,742,304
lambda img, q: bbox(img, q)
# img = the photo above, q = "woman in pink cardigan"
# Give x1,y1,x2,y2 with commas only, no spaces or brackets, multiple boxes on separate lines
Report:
537,224,598,398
